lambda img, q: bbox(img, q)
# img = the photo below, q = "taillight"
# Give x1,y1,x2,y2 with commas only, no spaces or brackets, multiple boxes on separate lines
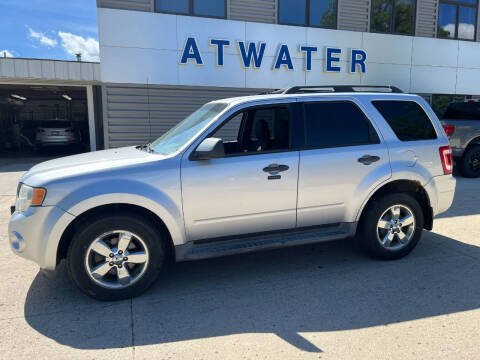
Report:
439,146,453,175
443,125,455,137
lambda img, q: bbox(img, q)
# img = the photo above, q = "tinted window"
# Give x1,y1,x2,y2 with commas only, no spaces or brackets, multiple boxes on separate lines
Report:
309,0,337,28
438,0,477,40
438,4,457,38
155,0,226,18
458,6,476,40
194,0,225,17
303,101,379,148
373,101,437,141
444,102,480,120
280,0,337,28
371,0,393,32
370,0,415,35
279,0,307,25
156,0,189,14
394,0,415,34
39,121,73,128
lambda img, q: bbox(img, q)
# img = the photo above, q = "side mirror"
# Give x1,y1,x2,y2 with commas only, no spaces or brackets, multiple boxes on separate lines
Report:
192,137,225,160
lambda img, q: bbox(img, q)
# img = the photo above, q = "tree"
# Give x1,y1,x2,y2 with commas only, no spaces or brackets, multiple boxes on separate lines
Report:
318,0,337,28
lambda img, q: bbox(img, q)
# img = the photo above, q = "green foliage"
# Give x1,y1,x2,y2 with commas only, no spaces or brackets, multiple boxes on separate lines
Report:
432,95,468,118
318,0,337,28
437,26,452,39
394,1,414,34
371,0,393,32
371,0,414,35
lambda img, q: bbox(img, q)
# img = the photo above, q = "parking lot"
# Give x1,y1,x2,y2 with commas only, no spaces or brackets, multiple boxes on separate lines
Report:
0,157,479,360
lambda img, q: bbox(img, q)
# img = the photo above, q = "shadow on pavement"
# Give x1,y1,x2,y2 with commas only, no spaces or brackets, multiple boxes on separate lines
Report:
436,177,480,219
24,231,480,352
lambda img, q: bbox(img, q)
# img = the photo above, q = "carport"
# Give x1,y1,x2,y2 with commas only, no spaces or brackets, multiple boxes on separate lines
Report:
0,58,102,156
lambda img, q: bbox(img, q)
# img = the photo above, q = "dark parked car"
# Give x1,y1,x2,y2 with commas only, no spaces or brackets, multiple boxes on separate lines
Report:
441,100,480,177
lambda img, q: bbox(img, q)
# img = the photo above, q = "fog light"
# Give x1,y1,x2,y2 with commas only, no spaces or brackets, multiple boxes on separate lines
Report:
10,231,26,253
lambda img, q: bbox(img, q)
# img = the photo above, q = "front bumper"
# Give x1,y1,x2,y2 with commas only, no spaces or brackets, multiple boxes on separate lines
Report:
8,205,75,271
424,174,456,217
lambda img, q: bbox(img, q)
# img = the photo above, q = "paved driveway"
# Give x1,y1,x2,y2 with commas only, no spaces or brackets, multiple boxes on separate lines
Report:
1,157,479,359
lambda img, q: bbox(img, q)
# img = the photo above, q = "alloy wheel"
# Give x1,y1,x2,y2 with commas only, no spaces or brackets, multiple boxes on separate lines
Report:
84,230,149,289
376,205,416,251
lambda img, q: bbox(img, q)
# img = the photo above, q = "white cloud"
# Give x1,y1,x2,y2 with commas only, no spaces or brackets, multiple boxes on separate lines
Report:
442,23,475,40
58,31,99,62
0,50,15,58
458,23,475,40
27,27,58,47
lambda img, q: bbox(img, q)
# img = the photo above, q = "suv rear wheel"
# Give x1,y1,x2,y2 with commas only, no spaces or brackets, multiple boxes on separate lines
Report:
359,193,424,260
459,145,480,178
67,213,166,301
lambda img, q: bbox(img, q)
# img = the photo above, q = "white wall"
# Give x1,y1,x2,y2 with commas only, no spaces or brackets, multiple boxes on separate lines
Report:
98,8,480,95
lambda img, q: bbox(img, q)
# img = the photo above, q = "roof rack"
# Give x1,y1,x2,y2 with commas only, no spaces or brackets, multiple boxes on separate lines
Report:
269,85,404,94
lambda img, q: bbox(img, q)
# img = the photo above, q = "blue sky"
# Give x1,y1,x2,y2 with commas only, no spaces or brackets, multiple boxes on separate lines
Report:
0,0,99,61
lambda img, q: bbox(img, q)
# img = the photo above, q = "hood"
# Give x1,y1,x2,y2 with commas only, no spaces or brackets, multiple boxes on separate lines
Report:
22,147,163,187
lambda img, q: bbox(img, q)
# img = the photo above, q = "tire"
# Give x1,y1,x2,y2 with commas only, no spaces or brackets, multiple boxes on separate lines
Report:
459,145,480,178
67,212,167,301
358,193,424,260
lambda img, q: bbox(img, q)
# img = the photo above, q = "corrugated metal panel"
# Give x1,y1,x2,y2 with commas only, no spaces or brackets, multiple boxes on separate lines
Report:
98,0,153,12
0,58,101,83
229,0,276,23
338,0,370,32
104,84,266,148
415,0,438,38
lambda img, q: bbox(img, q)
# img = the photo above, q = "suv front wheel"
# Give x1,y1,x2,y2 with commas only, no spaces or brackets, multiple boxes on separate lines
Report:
67,212,167,301
359,193,424,260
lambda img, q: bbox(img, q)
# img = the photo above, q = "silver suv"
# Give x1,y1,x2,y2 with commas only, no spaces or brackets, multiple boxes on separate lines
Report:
8,86,456,300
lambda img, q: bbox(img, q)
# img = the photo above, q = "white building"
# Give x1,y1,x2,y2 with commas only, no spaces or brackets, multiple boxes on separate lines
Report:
97,0,480,149
1,0,479,152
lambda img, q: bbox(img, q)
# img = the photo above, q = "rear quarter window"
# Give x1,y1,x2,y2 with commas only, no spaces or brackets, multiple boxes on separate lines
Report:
372,100,437,141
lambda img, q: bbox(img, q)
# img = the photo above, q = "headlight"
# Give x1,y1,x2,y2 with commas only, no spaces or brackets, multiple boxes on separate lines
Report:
15,184,46,213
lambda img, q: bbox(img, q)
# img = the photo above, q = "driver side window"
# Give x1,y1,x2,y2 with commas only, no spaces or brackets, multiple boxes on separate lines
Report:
211,105,291,156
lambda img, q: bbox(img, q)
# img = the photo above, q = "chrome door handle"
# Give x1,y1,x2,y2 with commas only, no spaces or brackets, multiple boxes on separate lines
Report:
358,155,380,165
263,163,290,174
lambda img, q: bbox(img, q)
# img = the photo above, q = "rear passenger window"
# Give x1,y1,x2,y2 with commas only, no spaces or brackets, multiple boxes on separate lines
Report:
372,100,437,141
303,101,380,148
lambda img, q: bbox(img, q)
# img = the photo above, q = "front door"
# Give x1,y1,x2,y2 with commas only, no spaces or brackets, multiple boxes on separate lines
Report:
181,104,299,241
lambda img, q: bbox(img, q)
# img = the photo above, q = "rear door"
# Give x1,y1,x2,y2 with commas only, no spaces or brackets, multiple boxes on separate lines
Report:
296,99,391,227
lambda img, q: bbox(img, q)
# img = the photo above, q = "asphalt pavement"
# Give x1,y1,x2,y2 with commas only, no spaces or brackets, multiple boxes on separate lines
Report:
1,157,479,360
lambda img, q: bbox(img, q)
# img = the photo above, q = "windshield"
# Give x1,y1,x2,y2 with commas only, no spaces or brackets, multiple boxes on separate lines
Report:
39,121,72,128
150,102,228,155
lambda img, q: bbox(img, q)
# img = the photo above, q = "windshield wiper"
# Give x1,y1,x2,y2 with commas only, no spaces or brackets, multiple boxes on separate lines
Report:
136,143,154,153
